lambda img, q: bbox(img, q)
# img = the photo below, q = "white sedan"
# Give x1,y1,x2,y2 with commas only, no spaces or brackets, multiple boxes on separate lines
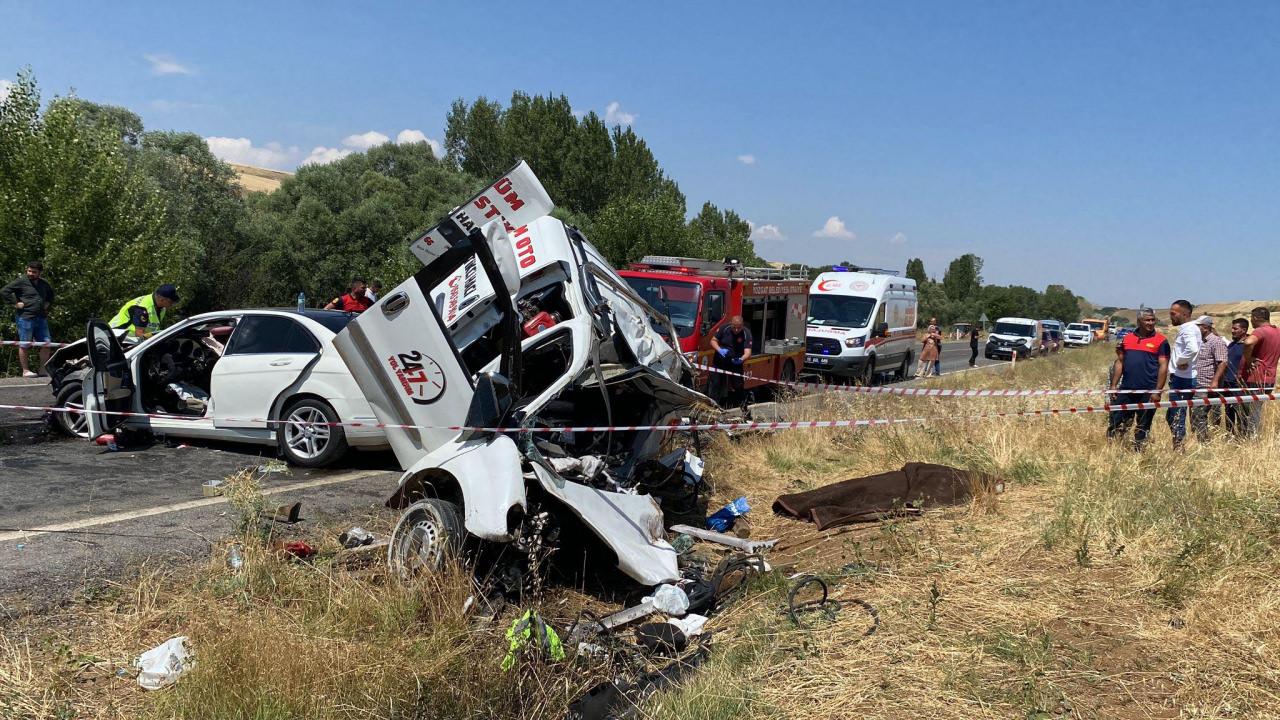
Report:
78,309,388,466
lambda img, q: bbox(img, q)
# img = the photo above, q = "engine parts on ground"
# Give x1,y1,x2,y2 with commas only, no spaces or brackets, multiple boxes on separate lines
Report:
566,642,710,720
784,574,880,636
668,524,777,554
338,526,375,549
773,462,998,531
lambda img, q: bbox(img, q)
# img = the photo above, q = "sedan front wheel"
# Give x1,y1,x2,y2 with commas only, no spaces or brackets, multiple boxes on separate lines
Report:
277,398,349,467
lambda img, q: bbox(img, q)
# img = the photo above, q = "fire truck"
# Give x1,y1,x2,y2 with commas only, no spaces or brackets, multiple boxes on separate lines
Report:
618,256,809,397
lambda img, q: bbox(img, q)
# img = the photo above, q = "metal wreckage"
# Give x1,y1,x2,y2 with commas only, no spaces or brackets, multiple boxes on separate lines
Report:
334,161,723,591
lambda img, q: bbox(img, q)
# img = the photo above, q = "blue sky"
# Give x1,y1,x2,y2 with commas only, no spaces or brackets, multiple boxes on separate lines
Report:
3,1,1277,307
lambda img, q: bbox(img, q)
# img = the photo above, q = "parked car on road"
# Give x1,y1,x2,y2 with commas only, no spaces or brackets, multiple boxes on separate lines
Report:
71,309,388,466
985,317,1042,360
1063,322,1093,347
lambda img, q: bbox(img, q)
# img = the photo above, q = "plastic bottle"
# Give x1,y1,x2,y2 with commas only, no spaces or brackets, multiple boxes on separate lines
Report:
296,292,306,311
227,544,244,570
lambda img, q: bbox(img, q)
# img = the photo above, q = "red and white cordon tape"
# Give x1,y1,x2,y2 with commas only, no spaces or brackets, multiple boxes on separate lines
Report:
690,361,1260,398
3,390,1274,435
0,340,69,348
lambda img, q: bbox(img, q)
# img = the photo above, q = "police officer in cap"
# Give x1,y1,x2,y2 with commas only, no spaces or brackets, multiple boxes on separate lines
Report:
110,284,180,339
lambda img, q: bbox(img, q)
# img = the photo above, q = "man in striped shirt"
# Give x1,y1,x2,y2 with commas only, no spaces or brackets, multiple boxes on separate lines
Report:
1190,315,1228,442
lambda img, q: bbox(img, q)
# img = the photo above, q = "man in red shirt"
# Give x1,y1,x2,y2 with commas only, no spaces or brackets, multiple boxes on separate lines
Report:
324,278,373,313
1240,306,1280,437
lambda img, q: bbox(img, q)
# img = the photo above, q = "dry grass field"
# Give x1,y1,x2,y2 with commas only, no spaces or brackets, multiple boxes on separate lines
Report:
229,164,290,195
4,346,1278,719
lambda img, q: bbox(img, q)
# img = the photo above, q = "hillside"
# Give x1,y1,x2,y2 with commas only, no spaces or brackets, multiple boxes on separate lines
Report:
1104,300,1280,327
229,163,291,194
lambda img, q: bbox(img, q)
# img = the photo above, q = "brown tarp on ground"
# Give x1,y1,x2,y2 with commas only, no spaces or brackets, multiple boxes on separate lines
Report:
772,462,976,530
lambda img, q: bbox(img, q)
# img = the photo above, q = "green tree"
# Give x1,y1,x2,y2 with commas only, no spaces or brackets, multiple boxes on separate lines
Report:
444,97,507,179
686,202,757,263
942,253,983,302
1039,284,1081,322
905,257,927,286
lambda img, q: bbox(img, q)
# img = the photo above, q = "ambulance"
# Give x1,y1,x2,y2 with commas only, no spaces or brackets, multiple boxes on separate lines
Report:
805,269,918,384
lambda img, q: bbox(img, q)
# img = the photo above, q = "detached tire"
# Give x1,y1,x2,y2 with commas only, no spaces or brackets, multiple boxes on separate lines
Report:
53,381,90,438
277,398,348,468
388,498,464,576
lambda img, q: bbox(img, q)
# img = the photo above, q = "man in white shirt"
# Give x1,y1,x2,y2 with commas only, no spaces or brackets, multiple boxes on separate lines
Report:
1166,299,1201,449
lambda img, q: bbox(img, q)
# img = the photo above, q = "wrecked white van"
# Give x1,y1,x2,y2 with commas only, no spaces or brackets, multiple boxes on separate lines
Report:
332,162,714,588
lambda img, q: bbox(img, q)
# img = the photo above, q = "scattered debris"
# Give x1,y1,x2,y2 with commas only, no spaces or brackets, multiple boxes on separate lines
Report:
201,478,224,497
134,636,193,690
669,524,777,554
278,540,315,560
338,526,375,549
645,583,690,617
567,643,710,720
785,574,879,635
706,496,750,533
256,459,290,475
667,613,707,638
635,622,688,656
670,533,694,555
501,609,565,671
226,544,244,570
261,501,302,524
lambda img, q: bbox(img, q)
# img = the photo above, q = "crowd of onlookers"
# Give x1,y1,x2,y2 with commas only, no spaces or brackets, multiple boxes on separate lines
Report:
1107,302,1278,450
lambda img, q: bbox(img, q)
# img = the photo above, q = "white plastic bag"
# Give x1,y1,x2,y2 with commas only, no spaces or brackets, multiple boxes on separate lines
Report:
645,583,689,617
135,636,194,690
668,613,708,637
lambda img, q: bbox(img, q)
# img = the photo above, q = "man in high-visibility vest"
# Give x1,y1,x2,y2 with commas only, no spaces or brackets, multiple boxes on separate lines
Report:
109,284,180,339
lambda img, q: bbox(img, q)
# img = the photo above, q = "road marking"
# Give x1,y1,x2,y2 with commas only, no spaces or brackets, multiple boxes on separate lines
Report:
0,469,389,544
0,383,50,389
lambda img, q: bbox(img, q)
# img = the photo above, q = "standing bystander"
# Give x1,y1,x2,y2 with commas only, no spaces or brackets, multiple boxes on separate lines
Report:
968,323,981,367
325,279,373,313
1239,306,1280,437
1165,300,1200,449
2,261,55,378
1224,318,1250,436
1107,308,1169,451
1190,316,1228,441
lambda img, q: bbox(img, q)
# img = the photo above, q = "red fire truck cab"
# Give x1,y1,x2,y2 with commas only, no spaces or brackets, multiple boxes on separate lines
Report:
619,256,809,396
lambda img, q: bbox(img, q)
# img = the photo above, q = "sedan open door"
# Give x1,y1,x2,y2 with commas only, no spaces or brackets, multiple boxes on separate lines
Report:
81,319,135,439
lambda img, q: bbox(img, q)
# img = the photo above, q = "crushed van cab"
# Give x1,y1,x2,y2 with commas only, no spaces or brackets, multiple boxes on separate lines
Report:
332,162,715,588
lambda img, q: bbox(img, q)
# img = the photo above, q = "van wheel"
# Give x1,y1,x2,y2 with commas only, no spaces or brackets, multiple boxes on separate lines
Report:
388,498,464,576
859,358,876,386
895,353,911,381
277,398,348,467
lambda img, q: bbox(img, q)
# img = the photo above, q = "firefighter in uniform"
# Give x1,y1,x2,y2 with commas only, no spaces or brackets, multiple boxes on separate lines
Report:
709,314,754,407
110,284,180,339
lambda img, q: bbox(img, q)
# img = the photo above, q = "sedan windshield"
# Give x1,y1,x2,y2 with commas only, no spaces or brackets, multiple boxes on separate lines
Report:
1087,321,1105,331
808,296,876,328
993,322,1036,337
1067,323,1090,332
623,277,700,338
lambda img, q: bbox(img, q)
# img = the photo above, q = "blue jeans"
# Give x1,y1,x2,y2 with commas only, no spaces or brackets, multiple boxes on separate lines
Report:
16,316,51,343
1166,374,1195,445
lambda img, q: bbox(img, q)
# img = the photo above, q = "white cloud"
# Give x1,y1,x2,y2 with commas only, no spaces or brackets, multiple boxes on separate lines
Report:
395,128,443,157
341,130,391,151
301,146,352,166
204,137,298,169
605,101,636,126
890,232,907,245
144,53,194,76
0,80,13,103
813,216,855,240
737,154,756,165
748,221,785,242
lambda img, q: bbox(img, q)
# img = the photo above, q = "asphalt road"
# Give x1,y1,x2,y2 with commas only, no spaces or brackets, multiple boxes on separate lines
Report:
0,377,400,618
931,339,1005,376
